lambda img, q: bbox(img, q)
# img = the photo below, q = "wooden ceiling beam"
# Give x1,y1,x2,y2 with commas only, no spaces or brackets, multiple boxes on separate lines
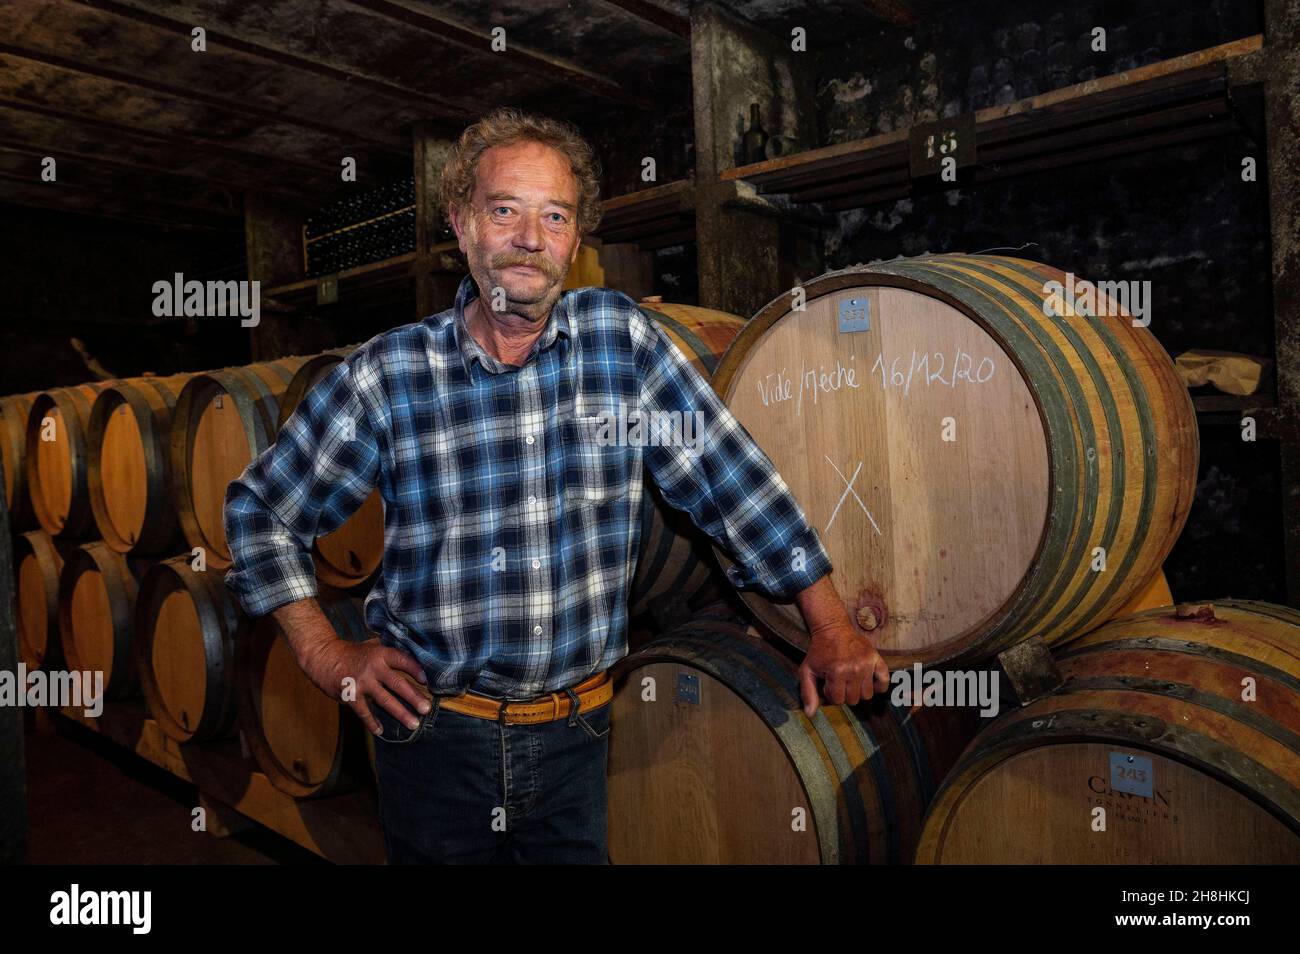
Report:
0,193,220,231
0,98,347,182
0,154,241,220
342,0,656,110
0,141,315,206
0,172,235,229
0,41,408,154
70,0,482,120
593,0,690,38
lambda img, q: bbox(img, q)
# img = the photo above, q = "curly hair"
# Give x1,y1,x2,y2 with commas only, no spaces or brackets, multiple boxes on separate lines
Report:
439,107,604,236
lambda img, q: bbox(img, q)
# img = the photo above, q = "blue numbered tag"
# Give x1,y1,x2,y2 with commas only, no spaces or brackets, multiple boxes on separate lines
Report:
838,297,870,333
676,671,700,705
1109,751,1154,798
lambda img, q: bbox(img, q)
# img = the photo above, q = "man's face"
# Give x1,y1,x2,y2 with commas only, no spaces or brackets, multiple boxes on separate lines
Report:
451,140,583,323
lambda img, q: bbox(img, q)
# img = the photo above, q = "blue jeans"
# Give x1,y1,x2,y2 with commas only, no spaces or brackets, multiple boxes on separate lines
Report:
370,691,611,864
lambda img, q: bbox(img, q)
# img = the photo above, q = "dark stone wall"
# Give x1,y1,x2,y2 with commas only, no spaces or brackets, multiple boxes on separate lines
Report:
654,243,699,304
589,104,695,201
1165,415,1286,604
816,0,1261,142
0,204,249,394
824,137,1273,360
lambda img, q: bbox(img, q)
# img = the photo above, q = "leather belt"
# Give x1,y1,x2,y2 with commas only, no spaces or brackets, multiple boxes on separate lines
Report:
437,670,612,724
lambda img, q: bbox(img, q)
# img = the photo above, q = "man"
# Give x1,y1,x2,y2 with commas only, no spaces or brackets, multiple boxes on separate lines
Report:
223,107,889,865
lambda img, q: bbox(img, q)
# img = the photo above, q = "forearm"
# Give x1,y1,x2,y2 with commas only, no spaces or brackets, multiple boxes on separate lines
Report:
271,597,343,668
795,573,853,636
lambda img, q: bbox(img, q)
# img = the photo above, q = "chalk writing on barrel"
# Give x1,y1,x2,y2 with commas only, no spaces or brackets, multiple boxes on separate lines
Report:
754,350,995,414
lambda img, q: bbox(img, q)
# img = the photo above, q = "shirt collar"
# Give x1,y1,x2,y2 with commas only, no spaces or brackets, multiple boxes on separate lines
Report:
449,273,571,376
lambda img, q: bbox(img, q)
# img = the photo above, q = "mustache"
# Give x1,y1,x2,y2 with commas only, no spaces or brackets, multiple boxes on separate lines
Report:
491,252,562,280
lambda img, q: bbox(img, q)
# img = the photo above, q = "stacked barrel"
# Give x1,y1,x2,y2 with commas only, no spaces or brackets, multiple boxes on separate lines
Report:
708,254,1200,663
915,600,1300,863
8,255,1289,864
608,601,981,863
2,347,396,801
607,254,1300,865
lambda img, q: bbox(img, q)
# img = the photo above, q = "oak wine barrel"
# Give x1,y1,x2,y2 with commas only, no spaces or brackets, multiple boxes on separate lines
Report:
57,541,155,699
169,356,312,570
1,392,39,531
25,382,114,538
711,254,1198,666
87,374,192,554
275,347,384,590
237,593,373,798
133,555,242,742
915,600,1300,864
608,605,981,863
13,530,79,670
629,303,745,627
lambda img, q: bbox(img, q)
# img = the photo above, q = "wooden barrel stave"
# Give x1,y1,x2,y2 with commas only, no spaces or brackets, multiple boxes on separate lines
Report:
171,357,309,569
609,610,979,864
57,541,154,699
13,529,79,670
25,382,113,538
88,374,191,553
1112,566,1173,616
915,600,1300,864
711,254,1198,666
1,392,39,531
134,555,242,742
923,257,1193,648
237,593,371,798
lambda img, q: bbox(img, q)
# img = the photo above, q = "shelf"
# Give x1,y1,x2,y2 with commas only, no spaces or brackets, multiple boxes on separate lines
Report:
263,180,697,309
54,701,384,864
1192,393,1274,414
264,251,418,306
263,181,698,309
724,35,1263,211
594,179,695,249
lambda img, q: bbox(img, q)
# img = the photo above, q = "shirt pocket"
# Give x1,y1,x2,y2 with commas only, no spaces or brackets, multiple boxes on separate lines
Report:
560,415,631,511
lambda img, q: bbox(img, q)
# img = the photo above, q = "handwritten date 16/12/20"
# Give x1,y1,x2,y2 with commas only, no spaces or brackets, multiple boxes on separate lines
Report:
755,349,997,411
874,348,996,396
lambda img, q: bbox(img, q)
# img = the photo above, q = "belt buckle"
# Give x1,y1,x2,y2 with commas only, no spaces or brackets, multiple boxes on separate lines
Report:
502,690,564,725
494,681,594,725
495,698,512,726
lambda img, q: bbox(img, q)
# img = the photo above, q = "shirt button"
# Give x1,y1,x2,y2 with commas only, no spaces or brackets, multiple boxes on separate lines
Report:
533,625,543,636
532,559,541,569
528,495,536,504
525,435,535,445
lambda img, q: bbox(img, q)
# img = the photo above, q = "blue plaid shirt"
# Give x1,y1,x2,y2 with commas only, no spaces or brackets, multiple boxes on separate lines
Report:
223,274,832,699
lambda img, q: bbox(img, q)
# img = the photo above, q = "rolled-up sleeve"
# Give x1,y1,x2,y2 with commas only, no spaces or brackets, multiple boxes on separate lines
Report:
633,311,832,601
223,351,383,618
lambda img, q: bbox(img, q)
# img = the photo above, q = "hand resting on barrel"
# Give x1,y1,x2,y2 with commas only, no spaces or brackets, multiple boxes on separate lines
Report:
794,574,891,716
